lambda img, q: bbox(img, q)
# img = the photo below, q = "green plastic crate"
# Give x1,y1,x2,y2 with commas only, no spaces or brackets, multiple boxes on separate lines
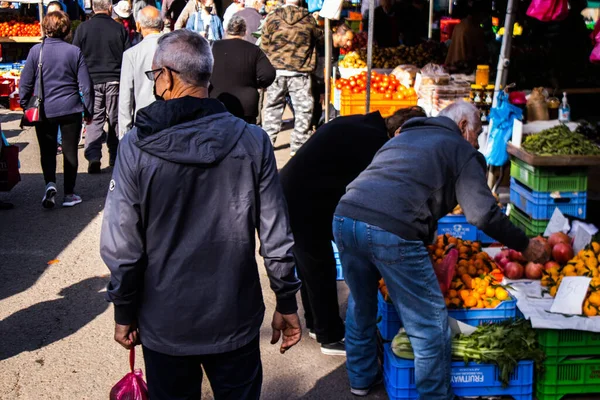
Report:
537,329,600,362
510,158,588,192
536,357,600,400
509,205,549,237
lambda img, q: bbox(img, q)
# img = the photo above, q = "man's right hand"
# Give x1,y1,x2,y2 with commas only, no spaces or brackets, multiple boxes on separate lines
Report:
522,239,550,264
270,311,302,354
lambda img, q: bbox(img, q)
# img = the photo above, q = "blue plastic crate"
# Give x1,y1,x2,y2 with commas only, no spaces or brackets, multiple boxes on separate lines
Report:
383,344,534,400
510,178,587,220
437,215,478,241
477,229,497,244
332,241,344,281
377,292,401,341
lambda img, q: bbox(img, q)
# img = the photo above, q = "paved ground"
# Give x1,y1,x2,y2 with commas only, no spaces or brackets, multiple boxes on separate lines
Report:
0,111,387,400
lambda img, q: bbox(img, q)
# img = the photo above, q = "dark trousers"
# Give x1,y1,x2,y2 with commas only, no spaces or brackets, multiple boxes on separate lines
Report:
294,241,345,344
85,82,119,163
35,113,82,195
143,336,263,400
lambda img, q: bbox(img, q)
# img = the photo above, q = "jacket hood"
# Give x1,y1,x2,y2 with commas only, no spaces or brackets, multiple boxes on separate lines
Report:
275,5,310,25
400,116,462,136
133,97,247,165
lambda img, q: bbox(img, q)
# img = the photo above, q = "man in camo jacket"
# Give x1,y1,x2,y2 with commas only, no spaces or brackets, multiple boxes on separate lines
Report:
260,0,322,156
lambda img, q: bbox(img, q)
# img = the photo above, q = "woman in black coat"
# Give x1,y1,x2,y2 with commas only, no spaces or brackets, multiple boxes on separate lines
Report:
209,15,275,124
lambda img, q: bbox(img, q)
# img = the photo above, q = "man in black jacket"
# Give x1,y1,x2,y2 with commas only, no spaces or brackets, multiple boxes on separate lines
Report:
73,0,130,173
333,101,549,398
279,107,426,356
100,30,301,399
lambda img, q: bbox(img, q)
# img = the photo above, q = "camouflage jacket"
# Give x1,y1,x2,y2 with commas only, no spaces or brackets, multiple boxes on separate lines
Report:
260,5,323,73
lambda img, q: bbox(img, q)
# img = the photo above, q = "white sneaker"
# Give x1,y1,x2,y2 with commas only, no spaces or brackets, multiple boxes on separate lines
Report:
321,339,346,356
308,330,317,340
63,194,82,207
42,183,57,209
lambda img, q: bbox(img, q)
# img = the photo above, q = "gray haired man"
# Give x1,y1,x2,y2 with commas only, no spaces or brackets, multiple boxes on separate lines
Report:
118,6,163,139
73,0,130,173
101,30,302,400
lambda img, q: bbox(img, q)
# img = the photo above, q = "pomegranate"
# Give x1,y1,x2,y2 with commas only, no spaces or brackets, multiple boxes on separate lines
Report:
531,236,552,255
509,249,526,262
525,262,544,279
504,262,524,280
497,257,511,271
494,249,511,263
548,232,570,248
544,261,560,271
552,243,574,265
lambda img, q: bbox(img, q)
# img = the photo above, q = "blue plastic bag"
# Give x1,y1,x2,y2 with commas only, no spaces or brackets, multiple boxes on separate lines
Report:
485,91,523,167
308,0,324,12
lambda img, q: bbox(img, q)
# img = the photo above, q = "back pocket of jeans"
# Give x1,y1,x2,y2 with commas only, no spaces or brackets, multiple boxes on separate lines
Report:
368,227,404,265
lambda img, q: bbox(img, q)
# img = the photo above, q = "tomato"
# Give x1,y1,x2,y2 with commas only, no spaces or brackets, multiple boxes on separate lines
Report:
384,93,392,100
352,87,360,94
344,85,351,90
372,82,379,89
396,93,405,100
374,76,381,83
335,82,343,90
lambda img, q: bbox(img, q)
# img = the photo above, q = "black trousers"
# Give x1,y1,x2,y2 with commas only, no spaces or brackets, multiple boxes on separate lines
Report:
294,241,345,344
143,336,262,400
35,113,82,195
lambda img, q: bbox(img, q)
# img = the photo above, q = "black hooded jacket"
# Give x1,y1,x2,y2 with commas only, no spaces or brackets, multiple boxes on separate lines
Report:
100,97,300,356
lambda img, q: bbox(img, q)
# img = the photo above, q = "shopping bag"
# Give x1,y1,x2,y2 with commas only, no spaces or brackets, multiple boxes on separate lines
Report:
485,91,523,167
434,248,457,296
307,0,323,12
0,136,20,192
526,0,568,22
109,348,149,400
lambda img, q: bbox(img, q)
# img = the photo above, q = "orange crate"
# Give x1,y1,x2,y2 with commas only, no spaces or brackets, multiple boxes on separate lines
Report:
339,92,417,117
348,11,362,20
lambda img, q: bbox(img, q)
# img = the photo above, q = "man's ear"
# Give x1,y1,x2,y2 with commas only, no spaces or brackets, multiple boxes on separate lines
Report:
458,119,468,135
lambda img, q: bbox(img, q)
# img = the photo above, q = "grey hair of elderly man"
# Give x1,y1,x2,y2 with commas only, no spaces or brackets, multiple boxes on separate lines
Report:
137,6,164,33
92,0,111,13
226,15,247,37
438,100,482,149
152,30,214,96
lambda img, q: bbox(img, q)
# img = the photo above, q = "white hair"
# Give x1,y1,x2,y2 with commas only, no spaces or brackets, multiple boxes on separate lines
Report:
153,30,214,88
137,7,163,30
438,100,480,130
92,0,111,12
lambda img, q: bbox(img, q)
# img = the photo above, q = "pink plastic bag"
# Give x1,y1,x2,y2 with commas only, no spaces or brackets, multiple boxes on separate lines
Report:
591,22,600,64
434,248,458,296
110,348,149,400
526,0,568,22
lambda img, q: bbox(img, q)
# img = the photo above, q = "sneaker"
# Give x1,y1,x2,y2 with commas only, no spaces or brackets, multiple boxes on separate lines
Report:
42,183,57,209
88,160,101,174
321,339,346,356
350,375,383,397
308,330,317,340
63,194,82,207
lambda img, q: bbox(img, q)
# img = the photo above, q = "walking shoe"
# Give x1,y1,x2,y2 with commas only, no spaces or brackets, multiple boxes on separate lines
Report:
308,330,317,340
350,374,383,397
42,183,57,209
63,194,82,207
88,160,101,174
321,339,346,356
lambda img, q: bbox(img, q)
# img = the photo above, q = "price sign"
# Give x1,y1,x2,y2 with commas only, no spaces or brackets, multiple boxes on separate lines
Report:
550,276,592,315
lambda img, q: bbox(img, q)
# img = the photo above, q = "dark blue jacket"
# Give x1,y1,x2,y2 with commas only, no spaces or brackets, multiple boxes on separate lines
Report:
19,38,93,119
336,116,530,252
100,97,300,356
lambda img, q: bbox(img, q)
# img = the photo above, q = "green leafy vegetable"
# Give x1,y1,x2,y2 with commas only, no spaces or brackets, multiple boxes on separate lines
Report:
522,125,600,156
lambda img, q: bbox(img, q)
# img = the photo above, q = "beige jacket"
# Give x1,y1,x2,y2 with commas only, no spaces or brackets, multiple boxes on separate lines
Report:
174,0,200,29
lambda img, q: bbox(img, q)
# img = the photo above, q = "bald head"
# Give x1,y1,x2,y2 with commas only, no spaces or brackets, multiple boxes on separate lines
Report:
137,6,163,35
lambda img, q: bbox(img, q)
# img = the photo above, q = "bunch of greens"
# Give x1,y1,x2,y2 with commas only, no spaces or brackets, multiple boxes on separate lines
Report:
391,319,546,387
522,125,600,156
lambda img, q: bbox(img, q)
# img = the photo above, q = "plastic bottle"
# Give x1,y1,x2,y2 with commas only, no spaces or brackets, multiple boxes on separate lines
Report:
558,92,570,123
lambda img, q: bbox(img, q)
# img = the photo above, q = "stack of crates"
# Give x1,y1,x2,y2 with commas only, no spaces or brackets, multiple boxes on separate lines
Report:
509,158,588,236
535,329,600,400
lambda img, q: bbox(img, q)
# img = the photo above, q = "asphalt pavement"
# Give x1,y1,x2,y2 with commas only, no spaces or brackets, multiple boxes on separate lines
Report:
0,110,388,400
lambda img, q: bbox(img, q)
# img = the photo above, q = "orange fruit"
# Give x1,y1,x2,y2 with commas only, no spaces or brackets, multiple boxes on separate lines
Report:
588,292,600,307
451,298,462,307
495,287,509,301
460,290,470,302
445,297,451,307
583,300,598,317
485,287,496,298
448,289,458,299
464,296,477,307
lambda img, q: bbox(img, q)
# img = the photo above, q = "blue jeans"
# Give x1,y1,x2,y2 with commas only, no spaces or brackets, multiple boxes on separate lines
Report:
333,215,453,399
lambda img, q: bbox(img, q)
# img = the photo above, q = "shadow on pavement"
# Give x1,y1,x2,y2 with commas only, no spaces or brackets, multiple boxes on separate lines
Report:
300,363,388,400
0,171,112,301
0,113,24,124
0,275,110,361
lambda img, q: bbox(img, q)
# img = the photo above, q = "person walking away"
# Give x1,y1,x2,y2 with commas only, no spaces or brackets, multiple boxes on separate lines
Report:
210,16,275,123
19,11,93,208
174,0,216,30
223,0,243,28
260,0,321,156
100,29,302,400
118,6,162,138
73,0,130,174
185,0,224,41
161,0,186,31
113,0,138,43
332,101,549,397
280,106,426,356
235,0,264,44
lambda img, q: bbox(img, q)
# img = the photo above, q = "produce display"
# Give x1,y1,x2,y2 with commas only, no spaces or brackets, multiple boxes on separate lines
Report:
339,42,447,69
391,319,546,387
576,120,600,146
541,241,600,317
0,16,40,37
335,71,417,100
522,125,600,156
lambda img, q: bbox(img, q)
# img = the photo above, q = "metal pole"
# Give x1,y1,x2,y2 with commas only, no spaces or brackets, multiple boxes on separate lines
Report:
428,0,434,39
324,18,331,123
366,0,374,113
38,0,44,36
492,0,517,108
448,0,453,16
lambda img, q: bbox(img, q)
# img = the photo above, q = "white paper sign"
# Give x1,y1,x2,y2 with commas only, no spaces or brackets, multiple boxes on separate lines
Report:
448,317,477,336
572,227,593,254
512,119,523,148
543,208,570,237
319,0,343,19
550,276,592,315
